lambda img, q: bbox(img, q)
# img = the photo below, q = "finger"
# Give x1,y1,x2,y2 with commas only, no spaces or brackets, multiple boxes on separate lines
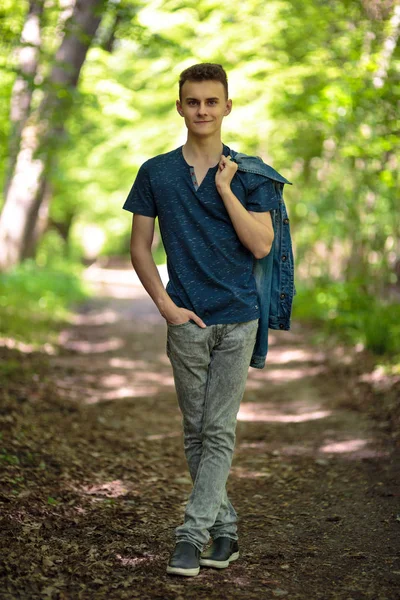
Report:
225,156,236,168
190,312,207,328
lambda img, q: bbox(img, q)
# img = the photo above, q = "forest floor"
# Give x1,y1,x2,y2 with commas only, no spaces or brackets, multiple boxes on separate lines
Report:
1,263,400,600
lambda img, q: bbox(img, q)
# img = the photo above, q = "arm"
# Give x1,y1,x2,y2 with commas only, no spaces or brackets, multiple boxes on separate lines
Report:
215,155,274,259
129,214,206,327
129,214,172,317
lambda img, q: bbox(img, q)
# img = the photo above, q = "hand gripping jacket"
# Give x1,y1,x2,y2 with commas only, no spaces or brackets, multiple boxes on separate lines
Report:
230,150,296,369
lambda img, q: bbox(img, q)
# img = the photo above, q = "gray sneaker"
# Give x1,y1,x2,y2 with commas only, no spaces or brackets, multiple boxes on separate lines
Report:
166,541,201,577
199,537,239,569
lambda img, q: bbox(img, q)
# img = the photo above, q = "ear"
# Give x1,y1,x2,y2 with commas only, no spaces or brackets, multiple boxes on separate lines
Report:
224,99,232,116
176,100,184,117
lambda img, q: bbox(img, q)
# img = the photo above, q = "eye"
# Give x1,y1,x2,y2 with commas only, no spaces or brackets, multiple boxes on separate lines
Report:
208,100,217,105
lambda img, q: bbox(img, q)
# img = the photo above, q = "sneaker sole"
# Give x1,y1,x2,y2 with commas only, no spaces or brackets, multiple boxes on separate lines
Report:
199,551,240,569
166,565,200,577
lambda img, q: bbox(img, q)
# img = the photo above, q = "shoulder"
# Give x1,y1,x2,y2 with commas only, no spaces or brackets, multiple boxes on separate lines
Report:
139,147,182,175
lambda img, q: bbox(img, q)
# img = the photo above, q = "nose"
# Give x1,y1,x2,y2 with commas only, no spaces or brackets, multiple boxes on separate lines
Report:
197,102,208,115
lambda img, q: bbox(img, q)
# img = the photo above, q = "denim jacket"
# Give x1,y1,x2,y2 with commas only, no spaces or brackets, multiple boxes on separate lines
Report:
230,150,296,369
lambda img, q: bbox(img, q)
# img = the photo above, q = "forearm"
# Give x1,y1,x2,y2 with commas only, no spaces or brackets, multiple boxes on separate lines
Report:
130,247,175,318
217,185,274,258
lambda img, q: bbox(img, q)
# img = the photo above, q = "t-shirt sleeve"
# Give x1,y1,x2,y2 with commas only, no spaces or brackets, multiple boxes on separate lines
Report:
246,176,281,212
122,163,157,218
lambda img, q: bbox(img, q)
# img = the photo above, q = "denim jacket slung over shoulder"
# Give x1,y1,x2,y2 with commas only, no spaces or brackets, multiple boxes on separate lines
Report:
230,150,296,369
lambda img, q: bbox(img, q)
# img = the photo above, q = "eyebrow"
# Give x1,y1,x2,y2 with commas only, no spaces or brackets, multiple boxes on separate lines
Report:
184,97,220,101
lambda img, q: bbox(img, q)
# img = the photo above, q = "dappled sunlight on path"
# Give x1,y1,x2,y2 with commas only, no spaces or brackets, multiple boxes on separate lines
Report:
22,263,395,599
238,403,332,423
55,264,394,458
0,262,398,600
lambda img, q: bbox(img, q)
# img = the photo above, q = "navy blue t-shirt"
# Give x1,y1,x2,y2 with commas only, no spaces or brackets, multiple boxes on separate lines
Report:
122,144,280,325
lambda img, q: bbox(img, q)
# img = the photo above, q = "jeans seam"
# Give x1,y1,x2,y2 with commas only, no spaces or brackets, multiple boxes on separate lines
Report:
192,352,214,491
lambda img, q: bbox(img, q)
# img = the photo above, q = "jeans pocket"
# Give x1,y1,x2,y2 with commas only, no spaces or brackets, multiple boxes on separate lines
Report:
167,320,192,328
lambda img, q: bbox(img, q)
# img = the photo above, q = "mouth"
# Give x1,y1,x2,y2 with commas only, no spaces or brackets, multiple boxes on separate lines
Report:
195,120,212,123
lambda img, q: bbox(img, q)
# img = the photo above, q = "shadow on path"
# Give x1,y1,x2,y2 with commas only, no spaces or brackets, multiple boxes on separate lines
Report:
1,264,399,600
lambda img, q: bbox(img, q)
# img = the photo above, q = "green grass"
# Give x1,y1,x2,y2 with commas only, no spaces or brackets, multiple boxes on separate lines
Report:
0,259,90,345
293,280,400,366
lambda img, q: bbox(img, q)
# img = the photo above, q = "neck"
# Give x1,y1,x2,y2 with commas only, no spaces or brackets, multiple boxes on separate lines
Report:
183,132,223,165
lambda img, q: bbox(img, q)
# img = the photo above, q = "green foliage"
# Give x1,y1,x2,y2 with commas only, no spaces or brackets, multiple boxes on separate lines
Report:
0,450,19,465
152,242,166,266
0,259,90,344
266,0,399,289
293,281,400,358
0,0,399,360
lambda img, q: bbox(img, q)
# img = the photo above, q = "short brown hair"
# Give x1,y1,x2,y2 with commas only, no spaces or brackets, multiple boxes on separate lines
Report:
179,63,228,100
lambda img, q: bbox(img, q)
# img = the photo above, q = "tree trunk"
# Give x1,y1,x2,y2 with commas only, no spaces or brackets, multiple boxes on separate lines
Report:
0,0,107,271
3,0,44,199
372,1,400,88
21,178,52,260
28,0,123,259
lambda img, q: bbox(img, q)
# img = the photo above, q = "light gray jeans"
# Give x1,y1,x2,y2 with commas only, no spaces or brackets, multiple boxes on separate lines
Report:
166,318,259,552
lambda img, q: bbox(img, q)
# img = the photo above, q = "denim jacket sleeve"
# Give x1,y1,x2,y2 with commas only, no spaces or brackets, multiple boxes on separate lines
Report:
230,150,296,369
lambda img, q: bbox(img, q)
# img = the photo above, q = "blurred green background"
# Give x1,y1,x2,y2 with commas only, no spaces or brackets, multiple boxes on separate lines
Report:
0,0,399,365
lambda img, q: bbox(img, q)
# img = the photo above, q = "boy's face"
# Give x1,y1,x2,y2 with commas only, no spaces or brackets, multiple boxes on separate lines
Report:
176,80,232,137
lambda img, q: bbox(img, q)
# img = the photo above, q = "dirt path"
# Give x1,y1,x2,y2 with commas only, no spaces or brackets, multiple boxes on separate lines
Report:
1,265,399,600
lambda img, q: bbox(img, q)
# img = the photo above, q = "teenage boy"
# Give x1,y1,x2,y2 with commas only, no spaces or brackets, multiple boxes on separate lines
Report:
123,63,280,577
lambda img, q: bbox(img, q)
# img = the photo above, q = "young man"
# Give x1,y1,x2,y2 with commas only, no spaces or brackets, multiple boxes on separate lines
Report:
122,63,280,577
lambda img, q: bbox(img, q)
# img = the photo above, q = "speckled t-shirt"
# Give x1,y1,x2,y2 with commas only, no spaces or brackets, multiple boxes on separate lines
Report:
122,144,280,325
